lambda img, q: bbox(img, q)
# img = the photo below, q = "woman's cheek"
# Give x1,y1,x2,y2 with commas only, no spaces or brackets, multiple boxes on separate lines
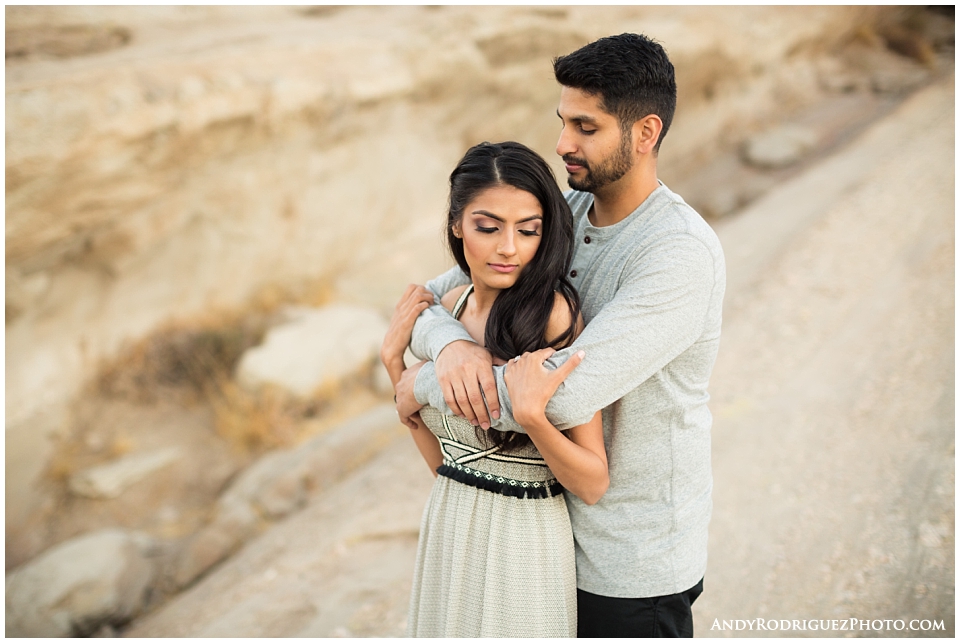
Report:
462,234,487,269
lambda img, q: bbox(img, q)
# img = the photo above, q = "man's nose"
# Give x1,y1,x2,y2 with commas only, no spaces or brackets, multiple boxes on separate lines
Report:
556,125,576,158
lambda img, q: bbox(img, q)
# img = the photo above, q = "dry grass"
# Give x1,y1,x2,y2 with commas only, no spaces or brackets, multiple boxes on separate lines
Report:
91,276,374,452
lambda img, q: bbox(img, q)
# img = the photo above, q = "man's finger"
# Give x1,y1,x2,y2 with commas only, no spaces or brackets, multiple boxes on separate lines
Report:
553,350,586,382
477,368,500,420
452,382,477,425
442,382,465,418
466,384,490,429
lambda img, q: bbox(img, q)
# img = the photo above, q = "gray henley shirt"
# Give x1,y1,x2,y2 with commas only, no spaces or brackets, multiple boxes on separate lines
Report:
410,184,725,598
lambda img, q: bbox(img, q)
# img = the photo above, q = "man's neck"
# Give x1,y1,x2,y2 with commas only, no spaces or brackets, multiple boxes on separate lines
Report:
588,166,660,228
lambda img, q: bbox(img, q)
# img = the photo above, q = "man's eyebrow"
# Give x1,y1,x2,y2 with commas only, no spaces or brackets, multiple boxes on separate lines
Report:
557,110,599,124
471,210,542,224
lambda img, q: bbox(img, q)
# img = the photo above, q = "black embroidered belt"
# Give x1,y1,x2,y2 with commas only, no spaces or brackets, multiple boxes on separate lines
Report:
436,460,563,499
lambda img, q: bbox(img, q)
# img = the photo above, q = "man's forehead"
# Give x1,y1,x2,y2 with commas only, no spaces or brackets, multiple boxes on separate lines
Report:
557,86,612,120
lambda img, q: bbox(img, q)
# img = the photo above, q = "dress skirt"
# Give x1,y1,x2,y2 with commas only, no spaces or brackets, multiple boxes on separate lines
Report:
406,407,577,637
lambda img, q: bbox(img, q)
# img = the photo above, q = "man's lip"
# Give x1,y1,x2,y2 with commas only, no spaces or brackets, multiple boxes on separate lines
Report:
489,263,519,273
565,162,584,173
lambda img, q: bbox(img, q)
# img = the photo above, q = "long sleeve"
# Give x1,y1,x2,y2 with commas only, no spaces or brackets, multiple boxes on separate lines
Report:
410,266,472,414
409,265,473,362
434,232,718,431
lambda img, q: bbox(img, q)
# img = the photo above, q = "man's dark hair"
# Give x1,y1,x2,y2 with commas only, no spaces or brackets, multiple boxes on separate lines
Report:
554,33,677,152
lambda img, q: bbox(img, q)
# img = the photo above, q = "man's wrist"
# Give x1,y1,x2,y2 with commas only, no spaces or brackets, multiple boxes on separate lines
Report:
413,360,437,407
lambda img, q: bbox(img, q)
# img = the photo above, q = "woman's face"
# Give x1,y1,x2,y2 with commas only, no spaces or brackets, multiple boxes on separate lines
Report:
453,184,543,292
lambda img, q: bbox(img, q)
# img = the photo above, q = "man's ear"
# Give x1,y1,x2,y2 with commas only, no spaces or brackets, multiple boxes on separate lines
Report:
632,114,664,156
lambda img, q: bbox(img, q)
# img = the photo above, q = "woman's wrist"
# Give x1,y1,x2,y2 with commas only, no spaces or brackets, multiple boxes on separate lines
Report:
514,406,550,432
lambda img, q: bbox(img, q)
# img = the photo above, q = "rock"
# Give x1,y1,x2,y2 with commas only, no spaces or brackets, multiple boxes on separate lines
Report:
234,404,404,519
5,529,157,637
236,304,389,399
169,404,403,588
870,67,930,94
817,57,869,93
170,500,259,589
697,187,744,219
68,447,180,499
742,125,819,169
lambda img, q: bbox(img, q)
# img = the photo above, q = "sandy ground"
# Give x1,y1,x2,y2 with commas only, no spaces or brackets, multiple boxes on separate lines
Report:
126,75,954,638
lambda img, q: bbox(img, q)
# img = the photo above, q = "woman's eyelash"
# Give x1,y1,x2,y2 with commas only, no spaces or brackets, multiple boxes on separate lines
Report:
473,226,540,236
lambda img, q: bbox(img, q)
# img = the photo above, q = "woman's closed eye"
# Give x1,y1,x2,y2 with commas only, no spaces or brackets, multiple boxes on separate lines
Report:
475,225,498,234
519,229,541,237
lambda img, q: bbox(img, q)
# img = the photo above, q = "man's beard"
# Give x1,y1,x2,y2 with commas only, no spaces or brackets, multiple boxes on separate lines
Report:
564,129,634,193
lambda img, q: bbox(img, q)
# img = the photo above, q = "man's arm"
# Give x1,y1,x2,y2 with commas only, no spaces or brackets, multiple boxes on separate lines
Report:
403,265,501,427
408,266,472,362
419,233,718,431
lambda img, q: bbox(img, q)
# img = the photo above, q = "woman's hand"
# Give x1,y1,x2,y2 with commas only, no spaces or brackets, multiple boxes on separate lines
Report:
380,284,435,383
504,348,585,427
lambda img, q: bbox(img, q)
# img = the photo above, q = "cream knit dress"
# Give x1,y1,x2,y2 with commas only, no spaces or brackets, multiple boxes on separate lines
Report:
406,287,577,637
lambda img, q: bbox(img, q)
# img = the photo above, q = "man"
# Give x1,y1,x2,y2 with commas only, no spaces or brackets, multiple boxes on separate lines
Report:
395,33,725,637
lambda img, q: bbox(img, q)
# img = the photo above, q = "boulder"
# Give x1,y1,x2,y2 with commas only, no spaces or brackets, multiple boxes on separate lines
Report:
68,447,180,499
231,404,404,519
170,499,259,589
5,529,157,637
742,125,819,169
168,404,403,588
236,305,389,398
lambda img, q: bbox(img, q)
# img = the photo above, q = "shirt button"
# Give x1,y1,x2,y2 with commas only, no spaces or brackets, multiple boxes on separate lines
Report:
570,270,578,278
584,236,591,244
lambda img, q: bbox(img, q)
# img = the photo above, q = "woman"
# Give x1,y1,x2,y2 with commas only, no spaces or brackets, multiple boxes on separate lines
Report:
380,141,607,637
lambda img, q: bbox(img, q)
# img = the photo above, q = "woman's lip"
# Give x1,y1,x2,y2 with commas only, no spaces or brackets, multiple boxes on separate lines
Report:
489,263,518,273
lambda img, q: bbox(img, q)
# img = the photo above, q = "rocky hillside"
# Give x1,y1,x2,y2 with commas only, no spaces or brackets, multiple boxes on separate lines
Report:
6,5,953,637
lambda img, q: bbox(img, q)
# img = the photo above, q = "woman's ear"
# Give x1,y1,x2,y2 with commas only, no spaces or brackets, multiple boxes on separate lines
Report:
451,223,462,238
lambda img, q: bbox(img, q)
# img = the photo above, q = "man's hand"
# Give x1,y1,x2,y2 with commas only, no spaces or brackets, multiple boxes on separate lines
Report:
435,340,500,429
395,361,426,430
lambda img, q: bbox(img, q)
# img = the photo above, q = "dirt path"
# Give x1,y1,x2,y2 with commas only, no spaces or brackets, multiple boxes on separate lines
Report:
125,76,954,638
696,75,955,636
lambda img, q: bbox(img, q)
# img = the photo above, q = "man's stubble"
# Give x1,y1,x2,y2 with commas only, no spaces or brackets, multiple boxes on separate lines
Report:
564,127,634,193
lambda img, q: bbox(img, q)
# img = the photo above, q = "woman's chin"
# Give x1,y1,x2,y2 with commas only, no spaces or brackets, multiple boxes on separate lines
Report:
476,273,519,291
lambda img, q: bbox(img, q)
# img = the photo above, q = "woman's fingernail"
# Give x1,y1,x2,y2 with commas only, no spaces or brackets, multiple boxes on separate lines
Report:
492,410,500,419
576,350,585,359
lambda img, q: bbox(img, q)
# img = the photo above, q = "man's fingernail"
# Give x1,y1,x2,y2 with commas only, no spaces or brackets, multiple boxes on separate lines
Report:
492,410,500,419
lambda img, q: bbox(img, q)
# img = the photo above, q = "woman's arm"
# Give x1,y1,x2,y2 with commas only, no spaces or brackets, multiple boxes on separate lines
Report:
405,405,444,474
380,284,443,474
505,350,608,504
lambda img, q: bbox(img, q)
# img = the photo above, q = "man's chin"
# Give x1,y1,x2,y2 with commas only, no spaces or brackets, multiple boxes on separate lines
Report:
568,176,593,192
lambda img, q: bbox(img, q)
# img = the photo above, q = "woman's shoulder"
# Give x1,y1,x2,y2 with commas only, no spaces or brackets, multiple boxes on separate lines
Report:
440,284,470,313
545,291,584,347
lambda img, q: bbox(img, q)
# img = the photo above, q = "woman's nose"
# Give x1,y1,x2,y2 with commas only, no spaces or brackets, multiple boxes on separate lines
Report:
498,231,516,256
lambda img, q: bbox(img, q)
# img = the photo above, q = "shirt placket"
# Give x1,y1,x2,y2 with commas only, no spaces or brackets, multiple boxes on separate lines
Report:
569,223,602,292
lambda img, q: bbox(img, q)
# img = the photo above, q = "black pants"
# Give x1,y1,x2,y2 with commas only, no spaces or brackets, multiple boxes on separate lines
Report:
577,578,704,638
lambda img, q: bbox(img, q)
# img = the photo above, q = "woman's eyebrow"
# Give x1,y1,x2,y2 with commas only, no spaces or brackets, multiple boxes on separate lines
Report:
471,209,542,224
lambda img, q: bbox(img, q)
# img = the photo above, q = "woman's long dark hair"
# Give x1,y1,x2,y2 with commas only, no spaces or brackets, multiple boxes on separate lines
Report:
446,141,581,451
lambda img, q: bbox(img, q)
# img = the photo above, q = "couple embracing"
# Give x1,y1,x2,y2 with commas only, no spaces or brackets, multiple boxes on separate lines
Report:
380,33,725,638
